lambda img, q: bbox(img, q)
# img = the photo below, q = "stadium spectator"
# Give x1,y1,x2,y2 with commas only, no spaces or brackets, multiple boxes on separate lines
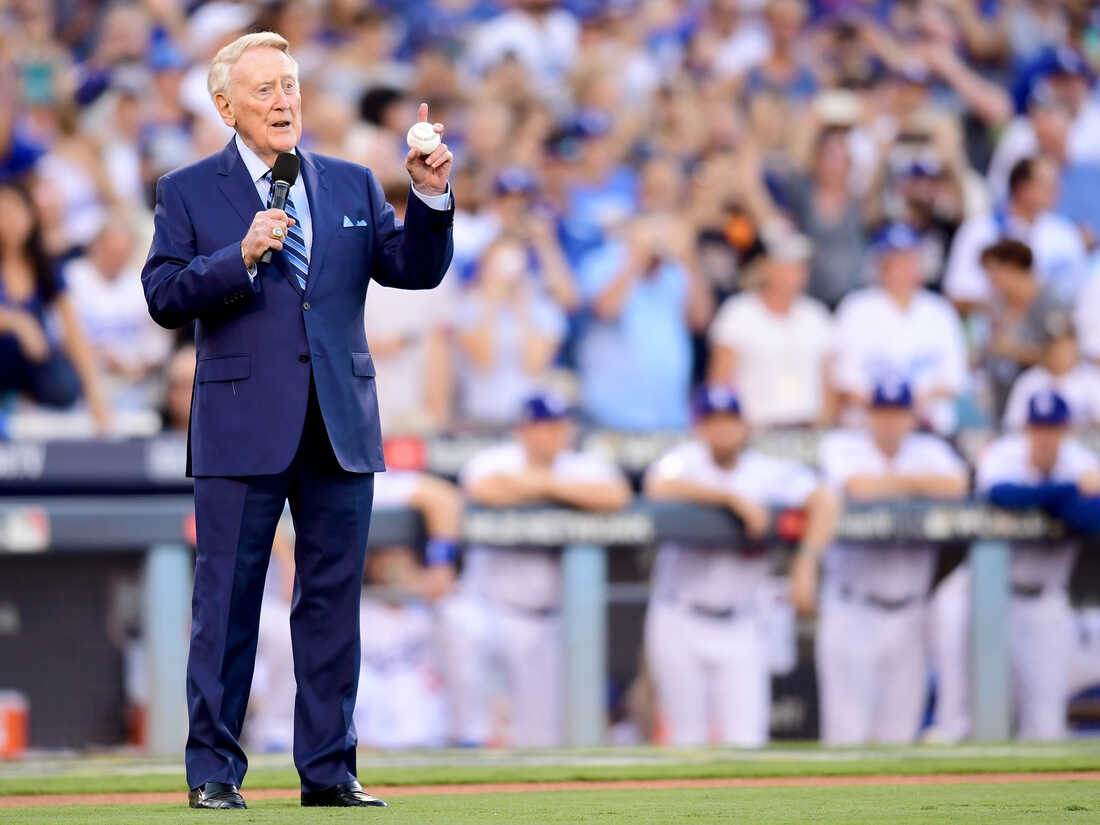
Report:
977,390,1100,740
812,380,969,746
577,180,713,431
833,223,967,435
707,233,835,428
439,393,631,747
867,121,968,292
455,236,567,427
0,181,108,431
945,155,1087,306
1019,82,1100,246
767,123,870,308
1001,314,1100,431
466,0,580,92
643,385,838,747
363,184,456,433
987,48,1100,203
64,219,172,413
979,239,1066,416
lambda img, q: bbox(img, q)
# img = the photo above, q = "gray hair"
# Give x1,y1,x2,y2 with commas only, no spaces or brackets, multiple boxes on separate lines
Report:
207,31,297,100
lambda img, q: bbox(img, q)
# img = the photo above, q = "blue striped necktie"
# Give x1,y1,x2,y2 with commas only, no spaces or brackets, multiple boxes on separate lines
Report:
264,170,308,291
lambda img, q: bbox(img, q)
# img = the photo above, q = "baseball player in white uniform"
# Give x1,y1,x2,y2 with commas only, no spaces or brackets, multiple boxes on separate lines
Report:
808,380,969,746
643,386,839,747
354,549,448,749
248,471,462,752
977,389,1100,740
439,393,632,747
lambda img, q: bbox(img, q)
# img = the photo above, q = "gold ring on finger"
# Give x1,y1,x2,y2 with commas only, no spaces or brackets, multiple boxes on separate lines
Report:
272,226,284,239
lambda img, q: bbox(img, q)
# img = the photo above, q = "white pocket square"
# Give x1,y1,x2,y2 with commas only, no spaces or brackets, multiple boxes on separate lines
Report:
343,215,353,227
356,219,368,227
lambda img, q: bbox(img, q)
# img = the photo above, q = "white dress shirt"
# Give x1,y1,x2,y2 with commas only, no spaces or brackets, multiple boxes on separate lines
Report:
234,134,451,279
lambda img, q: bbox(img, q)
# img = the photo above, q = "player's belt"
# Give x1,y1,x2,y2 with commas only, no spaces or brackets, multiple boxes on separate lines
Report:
1010,583,1045,599
837,586,919,612
688,603,737,620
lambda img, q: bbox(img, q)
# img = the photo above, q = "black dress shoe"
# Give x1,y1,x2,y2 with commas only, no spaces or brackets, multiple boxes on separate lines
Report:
301,779,387,807
188,781,247,809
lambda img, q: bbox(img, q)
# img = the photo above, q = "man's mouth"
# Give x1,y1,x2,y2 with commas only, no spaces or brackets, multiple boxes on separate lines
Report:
271,120,292,129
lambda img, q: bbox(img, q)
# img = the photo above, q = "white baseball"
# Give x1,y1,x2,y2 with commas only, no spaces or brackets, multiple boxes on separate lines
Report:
406,122,441,155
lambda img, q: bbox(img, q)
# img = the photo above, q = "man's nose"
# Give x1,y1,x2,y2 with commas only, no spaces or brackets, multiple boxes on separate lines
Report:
273,87,290,109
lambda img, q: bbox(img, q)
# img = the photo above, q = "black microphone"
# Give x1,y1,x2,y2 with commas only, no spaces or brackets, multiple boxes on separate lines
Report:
261,151,301,264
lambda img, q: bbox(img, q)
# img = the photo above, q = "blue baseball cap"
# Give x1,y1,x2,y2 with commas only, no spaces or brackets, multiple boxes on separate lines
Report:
1027,390,1071,428
872,223,922,256
519,392,573,425
493,167,538,196
870,378,913,409
693,385,742,419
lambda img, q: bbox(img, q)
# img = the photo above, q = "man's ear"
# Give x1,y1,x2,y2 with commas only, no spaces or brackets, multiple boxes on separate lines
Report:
214,92,235,127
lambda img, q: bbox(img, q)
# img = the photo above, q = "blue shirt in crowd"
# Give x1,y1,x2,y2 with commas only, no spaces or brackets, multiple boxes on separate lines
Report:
577,241,692,431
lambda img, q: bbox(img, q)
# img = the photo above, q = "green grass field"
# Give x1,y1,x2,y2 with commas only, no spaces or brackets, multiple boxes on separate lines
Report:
2,744,1098,824
3,784,1100,825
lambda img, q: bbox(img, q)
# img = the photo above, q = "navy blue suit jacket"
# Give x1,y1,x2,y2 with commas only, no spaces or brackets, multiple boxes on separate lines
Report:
142,138,454,477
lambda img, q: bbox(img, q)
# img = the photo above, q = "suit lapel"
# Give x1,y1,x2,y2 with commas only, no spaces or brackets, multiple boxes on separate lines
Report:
216,137,304,294
300,151,332,300
216,139,264,228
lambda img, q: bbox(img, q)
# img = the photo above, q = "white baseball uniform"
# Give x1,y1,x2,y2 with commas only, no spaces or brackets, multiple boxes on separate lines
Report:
817,429,968,746
354,597,447,749
372,470,420,511
643,441,818,747
1002,364,1100,431
439,441,626,747
832,286,968,434
976,432,1099,740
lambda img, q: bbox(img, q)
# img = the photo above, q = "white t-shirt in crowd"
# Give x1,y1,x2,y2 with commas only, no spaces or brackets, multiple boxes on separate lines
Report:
459,442,625,610
943,209,1087,305
64,258,172,409
1001,363,1100,431
820,429,967,602
646,440,818,611
709,291,834,427
832,286,967,434
364,276,455,432
977,432,1100,591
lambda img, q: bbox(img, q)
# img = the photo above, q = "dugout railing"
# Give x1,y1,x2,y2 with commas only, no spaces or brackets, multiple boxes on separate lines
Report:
0,486,1076,754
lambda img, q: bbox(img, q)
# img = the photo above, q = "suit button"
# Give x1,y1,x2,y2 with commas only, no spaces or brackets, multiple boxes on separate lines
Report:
299,354,310,363
302,301,311,311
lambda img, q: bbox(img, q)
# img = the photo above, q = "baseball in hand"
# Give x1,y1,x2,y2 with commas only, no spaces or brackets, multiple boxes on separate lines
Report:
407,122,441,155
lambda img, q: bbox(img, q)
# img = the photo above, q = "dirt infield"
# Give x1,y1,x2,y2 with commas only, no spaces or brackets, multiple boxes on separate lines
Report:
2,771,1098,808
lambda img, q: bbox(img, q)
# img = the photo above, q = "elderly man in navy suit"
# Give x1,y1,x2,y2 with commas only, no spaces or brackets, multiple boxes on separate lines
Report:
141,31,454,809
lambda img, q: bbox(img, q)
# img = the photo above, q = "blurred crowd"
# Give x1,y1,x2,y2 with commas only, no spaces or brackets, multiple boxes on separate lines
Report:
0,0,1099,439
6,0,1100,749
